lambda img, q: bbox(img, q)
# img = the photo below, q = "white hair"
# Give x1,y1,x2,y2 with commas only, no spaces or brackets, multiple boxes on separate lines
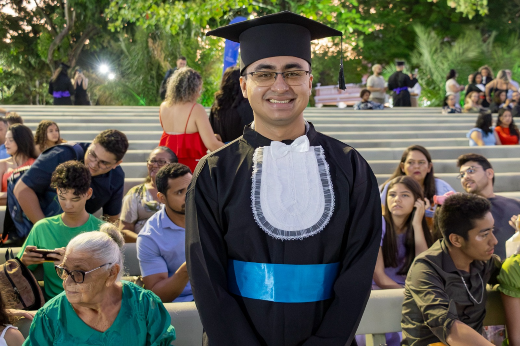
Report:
372,64,382,73
66,223,125,282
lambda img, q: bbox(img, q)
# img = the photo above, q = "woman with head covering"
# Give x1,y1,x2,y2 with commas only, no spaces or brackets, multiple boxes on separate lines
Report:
23,224,176,345
48,63,75,106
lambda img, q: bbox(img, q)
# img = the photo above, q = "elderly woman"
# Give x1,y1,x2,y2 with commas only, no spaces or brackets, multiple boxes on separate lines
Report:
23,224,176,345
120,146,177,242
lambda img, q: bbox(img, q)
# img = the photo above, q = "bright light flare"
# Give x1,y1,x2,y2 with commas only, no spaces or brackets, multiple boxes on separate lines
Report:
99,64,109,74
108,73,115,80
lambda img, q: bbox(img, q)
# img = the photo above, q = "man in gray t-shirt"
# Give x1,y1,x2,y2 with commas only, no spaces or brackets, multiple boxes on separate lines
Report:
457,153,520,259
366,64,386,104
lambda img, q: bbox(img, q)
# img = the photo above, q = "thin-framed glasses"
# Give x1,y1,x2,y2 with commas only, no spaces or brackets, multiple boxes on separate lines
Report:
147,159,169,167
247,70,310,87
55,263,112,284
87,149,114,169
457,166,480,179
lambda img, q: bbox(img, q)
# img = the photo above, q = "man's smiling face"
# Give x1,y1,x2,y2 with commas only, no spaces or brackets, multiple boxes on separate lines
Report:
240,56,312,128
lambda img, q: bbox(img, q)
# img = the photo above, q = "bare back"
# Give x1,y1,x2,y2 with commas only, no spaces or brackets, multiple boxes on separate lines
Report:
159,102,205,134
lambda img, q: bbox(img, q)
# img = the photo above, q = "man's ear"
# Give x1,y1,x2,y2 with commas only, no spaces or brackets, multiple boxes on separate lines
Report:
86,187,93,200
449,233,464,248
157,191,167,205
486,168,494,180
112,160,123,170
240,76,248,98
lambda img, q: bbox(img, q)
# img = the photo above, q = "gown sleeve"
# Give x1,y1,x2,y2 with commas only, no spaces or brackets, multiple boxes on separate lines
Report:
22,310,55,346
186,161,263,346
302,149,382,346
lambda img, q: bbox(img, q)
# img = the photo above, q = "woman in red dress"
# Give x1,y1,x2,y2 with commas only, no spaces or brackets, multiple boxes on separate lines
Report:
495,108,520,145
159,67,224,172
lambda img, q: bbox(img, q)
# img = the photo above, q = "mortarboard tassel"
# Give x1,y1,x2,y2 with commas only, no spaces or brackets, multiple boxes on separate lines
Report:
338,36,346,91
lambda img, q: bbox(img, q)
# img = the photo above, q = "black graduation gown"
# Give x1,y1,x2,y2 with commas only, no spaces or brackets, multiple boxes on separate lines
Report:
186,123,382,346
48,72,75,105
387,71,417,107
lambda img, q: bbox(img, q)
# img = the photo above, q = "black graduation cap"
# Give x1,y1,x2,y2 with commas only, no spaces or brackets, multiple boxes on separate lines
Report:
207,11,346,90
60,62,70,70
396,61,405,67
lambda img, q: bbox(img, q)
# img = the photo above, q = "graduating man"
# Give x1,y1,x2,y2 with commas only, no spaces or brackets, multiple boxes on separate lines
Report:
186,11,381,346
388,61,418,107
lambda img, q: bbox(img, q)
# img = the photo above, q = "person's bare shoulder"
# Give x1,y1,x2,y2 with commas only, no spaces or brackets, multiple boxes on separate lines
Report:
192,103,209,118
4,327,25,346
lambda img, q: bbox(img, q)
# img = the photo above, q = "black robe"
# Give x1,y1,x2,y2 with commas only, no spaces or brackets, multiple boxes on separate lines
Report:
209,98,254,143
186,123,382,346
48,72,75,106
387,71,417,107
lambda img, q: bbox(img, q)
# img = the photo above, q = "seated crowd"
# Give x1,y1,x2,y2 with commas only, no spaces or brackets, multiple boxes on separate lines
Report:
1,69,520,346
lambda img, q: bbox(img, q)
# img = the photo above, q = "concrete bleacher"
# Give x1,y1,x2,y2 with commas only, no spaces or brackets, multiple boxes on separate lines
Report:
1,105,517,344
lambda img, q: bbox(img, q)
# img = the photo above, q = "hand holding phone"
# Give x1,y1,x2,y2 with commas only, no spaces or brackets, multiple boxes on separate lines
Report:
29,249,61,261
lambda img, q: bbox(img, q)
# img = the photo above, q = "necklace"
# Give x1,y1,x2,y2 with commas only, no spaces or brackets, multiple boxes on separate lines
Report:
460,272,484,305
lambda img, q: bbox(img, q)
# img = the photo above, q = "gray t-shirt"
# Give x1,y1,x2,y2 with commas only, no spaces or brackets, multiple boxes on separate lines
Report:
489,195,520,260
367,75,385,100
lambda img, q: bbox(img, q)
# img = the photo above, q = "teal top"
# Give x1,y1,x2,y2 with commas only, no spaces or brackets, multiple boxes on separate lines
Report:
22,281,176,346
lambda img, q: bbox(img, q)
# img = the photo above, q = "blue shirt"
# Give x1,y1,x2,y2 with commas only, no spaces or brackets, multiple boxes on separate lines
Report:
137,206,193,302
0,144,9,160
467,128,497,146
380,178,455,218
21,143,124,216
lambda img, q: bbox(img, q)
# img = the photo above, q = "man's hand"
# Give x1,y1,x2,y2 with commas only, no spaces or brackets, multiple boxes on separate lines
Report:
20,246,46,266
509,214,520,233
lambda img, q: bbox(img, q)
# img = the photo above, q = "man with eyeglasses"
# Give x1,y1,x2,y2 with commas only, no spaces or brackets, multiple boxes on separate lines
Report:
137,163,192,303
457,153,520,260
14,129,128,229
186,12,381,346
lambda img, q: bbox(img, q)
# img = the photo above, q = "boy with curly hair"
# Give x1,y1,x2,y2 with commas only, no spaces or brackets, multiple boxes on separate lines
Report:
18,160,105,300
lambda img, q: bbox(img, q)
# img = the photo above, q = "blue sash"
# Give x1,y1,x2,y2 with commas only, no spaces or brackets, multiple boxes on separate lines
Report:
53,91,71,98
227,260,339,303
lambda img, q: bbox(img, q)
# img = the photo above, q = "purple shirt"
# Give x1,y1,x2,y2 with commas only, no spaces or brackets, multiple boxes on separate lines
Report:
379,216,407,286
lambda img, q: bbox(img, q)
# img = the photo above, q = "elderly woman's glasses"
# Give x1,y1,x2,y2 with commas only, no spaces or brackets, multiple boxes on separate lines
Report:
457,166,480,179
55,263,112,284
147,159,169,167
247,70,310,87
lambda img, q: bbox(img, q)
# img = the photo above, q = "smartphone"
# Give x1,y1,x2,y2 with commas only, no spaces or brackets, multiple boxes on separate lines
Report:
30,249,59,261
414,68,418,75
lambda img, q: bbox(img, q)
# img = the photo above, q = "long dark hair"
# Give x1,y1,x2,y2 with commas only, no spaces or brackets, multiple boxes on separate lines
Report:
446,69,457,81
442,94,453,107
382,145,436,203
382,176,433,275
497,108,520,139
211,67,243,114
472,72,482,85
9,124,37,159
475,111,493,135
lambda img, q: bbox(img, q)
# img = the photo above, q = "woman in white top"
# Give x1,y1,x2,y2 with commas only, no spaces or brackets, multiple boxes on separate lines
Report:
445,69,465,106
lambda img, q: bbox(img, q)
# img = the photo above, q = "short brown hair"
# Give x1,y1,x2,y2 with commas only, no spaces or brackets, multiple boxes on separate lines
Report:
93,130,129,162
6,112,23,125
360,89,371,98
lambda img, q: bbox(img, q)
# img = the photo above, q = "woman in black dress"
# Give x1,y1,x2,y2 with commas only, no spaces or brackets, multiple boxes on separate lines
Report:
48,63,74,105
73,68,90,105
209,67,254,143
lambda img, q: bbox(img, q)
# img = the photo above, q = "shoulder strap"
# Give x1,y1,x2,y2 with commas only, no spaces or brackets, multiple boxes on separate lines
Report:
184,103,197,134
0,325,15,338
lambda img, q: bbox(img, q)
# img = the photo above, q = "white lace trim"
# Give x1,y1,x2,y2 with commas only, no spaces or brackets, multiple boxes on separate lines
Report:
251,145,335,241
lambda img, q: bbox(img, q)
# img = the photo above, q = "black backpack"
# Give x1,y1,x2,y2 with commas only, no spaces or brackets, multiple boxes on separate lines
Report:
6,143,84,239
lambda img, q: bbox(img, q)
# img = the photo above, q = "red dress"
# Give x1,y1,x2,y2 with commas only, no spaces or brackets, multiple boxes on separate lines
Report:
159,103,208,172
495,126,519,145
2,158,36,191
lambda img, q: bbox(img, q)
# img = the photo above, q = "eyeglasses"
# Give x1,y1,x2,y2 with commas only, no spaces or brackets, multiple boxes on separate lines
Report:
247,70,310,87
55,263,112,284
87,149,114,169
147,159,170,167
457,166,480,179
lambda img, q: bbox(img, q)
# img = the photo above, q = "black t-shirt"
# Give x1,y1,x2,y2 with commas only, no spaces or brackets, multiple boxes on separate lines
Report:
21,143,125,216
489,195,520,260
